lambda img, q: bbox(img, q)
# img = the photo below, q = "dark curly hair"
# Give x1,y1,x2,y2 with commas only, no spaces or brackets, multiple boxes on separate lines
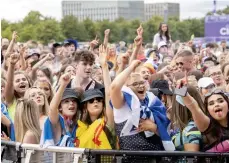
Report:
73,50,95,65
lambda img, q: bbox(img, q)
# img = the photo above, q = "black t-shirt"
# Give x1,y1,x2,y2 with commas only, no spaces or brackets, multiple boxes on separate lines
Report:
66,78,105,94
202,116,229,151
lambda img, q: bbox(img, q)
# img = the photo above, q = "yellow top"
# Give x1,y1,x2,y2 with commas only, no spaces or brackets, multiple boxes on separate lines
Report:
8,99,17,122
76,117,112,149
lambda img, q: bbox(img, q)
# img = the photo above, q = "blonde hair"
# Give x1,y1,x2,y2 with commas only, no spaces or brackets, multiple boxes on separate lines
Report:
33,79,54,104
14,99,41,143
24,87,49,116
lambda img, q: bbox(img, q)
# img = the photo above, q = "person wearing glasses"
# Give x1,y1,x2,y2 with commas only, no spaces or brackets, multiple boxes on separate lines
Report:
205,66,226,88
180,87,229,152
76,89,114,149
175,50,195,73
110,60,175,154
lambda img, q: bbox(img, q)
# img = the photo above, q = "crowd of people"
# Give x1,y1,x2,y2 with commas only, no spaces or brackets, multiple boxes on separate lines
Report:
1,22,229,156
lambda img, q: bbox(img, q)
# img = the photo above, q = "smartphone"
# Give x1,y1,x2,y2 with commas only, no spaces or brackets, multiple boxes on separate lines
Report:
174,86,188,97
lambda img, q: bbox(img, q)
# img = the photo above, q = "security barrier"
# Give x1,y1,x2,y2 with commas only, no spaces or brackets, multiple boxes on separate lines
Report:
2,140,229,163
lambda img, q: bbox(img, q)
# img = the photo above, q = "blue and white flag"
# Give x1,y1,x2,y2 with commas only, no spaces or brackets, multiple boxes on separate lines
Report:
40,115,75,148
115,86,175,151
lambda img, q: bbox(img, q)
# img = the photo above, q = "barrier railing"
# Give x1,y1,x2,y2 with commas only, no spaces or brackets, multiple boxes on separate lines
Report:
1,140,86,163
2,140,229,163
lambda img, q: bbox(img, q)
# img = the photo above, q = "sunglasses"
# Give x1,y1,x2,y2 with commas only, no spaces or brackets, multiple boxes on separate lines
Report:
204,89,225,98
176,62,184,66
88,97,103,104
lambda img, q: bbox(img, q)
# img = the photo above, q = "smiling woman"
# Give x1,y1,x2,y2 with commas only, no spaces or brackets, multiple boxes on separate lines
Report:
110,60,175,152
181,88,229,152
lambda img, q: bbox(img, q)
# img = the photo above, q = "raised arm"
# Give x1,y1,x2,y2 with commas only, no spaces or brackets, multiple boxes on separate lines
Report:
49,73,71,125
99,45,114,128
129,25,143,64
19,47,27,71
4,53,19,105
182,94,210,132
5,31,18,58
129,37,142,64
29,53,54,80
103,29,110,48
110,60,141,109
178,73,210,132
89,36,99,52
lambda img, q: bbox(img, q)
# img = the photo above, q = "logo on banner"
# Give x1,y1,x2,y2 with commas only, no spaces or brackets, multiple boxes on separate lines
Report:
220,24,229,36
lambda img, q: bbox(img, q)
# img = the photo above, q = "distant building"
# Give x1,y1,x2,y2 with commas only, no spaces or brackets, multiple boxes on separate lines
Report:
144,3,180,21
61,0,144,21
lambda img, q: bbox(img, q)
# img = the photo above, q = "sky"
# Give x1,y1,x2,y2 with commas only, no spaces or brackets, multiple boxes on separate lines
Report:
0,0,228,22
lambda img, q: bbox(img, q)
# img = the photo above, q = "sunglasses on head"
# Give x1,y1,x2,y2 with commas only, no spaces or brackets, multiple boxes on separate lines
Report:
88,97,103,104
204,89,225,98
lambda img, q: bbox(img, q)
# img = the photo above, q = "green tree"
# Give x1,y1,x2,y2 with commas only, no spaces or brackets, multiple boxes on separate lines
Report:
18,25,36,42
1,19,10,31
36,18,64,44
61,15,88,41
83,18,96,40
22,11,43,25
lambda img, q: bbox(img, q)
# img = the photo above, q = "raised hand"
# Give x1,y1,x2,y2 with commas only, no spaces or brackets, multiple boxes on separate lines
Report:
137,24,143,36
60,73,71,86
104,29,110,36
120,53,130,65
45,53,55,61
12,31,18,41
134,35,143,47
130,59,141,70
90,35,99,49
19,46,26,56
10,53,20,65
98,44,108,67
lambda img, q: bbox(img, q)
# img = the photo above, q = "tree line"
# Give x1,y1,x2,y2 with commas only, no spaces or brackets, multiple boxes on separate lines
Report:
1,6,229,44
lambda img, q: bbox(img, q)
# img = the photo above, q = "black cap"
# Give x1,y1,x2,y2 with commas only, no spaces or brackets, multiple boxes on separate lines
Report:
62,88,80,102
53,42,62,48
150,80,173,95
81,89,104,103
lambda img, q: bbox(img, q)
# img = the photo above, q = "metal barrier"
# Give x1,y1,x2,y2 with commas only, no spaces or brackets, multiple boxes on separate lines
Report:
2,140,229,163
86,150,229,163
1,140,86,163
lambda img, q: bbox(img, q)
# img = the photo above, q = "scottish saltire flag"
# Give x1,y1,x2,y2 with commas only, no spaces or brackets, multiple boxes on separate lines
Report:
1,103,15,141
111,86,175,151
40,115,75,148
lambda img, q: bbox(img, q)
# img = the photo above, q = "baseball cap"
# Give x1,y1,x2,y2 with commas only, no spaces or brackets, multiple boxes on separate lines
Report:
81,89,104,103
150,80,173,95
198,77,215,89
62,88,80,102
25,49,40,59
158,41,167,50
